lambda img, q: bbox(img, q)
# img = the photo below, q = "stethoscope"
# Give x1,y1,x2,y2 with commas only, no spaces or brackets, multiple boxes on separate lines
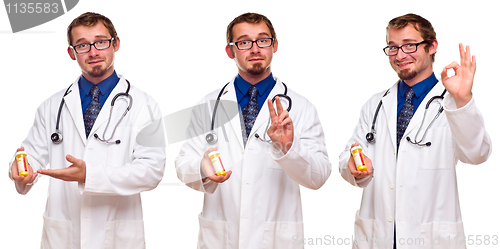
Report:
205,82,291,145
51,80,133,145
366,87,447,147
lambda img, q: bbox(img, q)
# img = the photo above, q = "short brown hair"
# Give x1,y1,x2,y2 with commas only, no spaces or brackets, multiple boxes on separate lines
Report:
67,12,118,46
226,13,277,44
387,13,437,62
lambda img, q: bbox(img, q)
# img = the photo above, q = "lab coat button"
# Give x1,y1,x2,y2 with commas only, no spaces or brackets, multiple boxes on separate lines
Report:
390,184,395,190
388,217,393,222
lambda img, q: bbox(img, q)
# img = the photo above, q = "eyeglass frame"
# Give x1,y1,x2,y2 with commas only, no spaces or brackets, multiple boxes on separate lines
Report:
383,41,428,56
71,38,115,54
228,38,275,50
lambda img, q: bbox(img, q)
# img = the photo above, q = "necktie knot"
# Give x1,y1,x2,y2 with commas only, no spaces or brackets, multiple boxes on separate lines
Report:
404,87,414,102
90,85,101,98
247,85,258,99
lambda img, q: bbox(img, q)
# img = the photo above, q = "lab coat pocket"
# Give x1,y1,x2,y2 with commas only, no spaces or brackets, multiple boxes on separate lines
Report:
420,221,466,249
353,211,380,249
262,221,304,249
418,128,454,170
198,214,228,249
41,216,73,249
106,127,133,168
104,220,145,249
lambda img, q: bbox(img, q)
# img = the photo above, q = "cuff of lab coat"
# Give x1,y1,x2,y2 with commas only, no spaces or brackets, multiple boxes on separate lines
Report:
269,134,297,160
443,93,474,112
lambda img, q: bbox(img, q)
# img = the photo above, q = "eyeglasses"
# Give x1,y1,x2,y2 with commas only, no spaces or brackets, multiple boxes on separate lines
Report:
71,38,115,54
229,38,275,50
383,41,428,56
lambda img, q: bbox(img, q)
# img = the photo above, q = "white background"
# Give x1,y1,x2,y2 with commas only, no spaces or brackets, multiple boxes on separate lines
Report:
1,0,498,248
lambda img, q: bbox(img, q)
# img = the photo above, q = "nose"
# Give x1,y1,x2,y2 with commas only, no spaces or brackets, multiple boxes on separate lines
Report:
395,48,407,61
88,44,100,56
249,41,261,53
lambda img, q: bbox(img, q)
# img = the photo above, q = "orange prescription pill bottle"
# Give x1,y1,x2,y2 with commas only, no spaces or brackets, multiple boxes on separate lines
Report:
350,146,367,172
16,151,29,176
208,151,226,176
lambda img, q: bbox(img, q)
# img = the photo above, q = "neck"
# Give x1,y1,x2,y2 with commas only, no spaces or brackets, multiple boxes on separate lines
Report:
83,67,115,85
238,69,271,85
403,67,433,87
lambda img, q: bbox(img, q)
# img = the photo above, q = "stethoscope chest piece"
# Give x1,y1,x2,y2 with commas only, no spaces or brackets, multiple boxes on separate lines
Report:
206,132,218,145
51,131,63,144
366,131,376,143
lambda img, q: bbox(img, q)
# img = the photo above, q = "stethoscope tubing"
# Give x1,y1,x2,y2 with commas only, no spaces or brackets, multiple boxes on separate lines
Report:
52,79,132,144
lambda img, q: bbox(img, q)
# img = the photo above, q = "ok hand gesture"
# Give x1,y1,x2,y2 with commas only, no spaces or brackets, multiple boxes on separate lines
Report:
267,98,294,154
441,43,476,108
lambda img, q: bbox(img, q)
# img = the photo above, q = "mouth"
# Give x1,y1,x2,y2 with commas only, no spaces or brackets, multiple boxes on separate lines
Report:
397,61,413,69
248,57,264,62
87,59,104,65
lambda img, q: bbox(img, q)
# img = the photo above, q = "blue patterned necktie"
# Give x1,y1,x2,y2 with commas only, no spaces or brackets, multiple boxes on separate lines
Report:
242,85,259,143
84,85,102,138
396,87,415,148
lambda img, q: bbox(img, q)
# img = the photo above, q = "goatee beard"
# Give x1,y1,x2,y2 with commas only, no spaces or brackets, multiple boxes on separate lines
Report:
247,63,266,75
398,69,417,81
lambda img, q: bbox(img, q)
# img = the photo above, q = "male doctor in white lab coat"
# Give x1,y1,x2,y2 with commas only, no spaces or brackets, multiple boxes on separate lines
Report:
339,14,492,249
176,13,331,248
9,12,166,249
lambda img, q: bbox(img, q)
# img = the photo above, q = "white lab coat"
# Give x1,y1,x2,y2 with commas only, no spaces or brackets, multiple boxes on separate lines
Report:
176,76,331,249
339,80,491,249
9,75,166,249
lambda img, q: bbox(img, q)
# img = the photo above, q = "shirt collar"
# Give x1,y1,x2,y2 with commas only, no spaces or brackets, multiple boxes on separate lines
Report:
79,71,119,96
398,72,438,99
235,73,275,96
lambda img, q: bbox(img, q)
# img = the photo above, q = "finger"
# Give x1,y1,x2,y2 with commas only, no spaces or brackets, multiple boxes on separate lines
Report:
16,147,25,152
350,142,359,149
275,97,284,116
38,168,66,179
278,110,289,123
280,117,293,128
267,99,277,120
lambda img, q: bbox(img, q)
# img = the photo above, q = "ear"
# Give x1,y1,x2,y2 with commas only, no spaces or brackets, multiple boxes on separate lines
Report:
113,37,121,52
273,39,278,53
67,47,76,60
225,45,235,59
428,39,438,55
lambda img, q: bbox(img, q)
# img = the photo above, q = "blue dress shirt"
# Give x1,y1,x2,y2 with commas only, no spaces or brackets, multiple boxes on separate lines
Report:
397,73,439,117
78,71,120,114
234,73,276,112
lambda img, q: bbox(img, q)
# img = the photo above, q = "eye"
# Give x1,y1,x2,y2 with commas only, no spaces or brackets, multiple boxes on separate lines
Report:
96,40,106,45
404,43,416,49
238,40,250,46
76,43,89,49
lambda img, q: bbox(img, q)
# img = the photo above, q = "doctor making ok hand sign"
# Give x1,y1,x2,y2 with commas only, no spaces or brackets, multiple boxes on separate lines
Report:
267,97,294,154
441,43,476,108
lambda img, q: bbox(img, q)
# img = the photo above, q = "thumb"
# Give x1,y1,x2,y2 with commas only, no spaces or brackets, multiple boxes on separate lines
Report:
66,154,79,164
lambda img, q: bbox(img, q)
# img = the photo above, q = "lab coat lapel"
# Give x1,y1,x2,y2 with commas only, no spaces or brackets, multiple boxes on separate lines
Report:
64,79,86,144
382,82,399,151
90,77,128,138
219,79,245,151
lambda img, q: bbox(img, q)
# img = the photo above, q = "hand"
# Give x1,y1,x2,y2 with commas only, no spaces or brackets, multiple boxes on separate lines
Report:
267,98,294,154
348,143,373,179
38,154,86,183
201,147,232,183
441,43,476,108
11,147,38,185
